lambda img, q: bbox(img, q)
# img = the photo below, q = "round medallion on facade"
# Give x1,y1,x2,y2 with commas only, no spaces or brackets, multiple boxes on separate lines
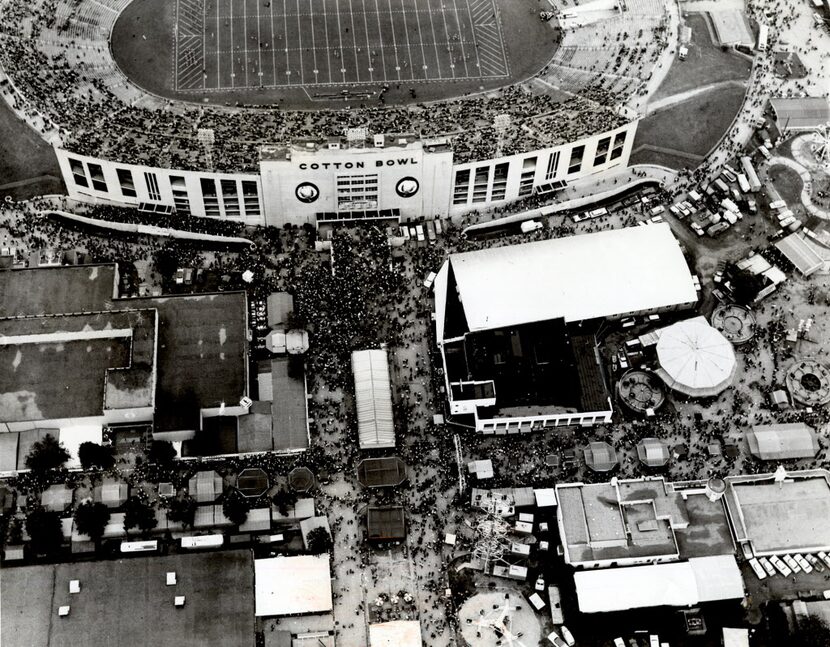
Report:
395,177,419,198
295,182,319,203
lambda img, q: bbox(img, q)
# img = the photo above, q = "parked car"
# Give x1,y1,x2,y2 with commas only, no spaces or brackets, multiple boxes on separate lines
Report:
770,555,792,577
748,558,767,580
759,557,777,577
783,554,801,573
796,554,813,573
560,626,575,646
547,630,567,647
807,554,825,572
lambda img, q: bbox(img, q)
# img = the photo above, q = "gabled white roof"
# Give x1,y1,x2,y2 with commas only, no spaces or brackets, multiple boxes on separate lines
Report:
574,555,743,612
448,224,696,332
351,350,395,449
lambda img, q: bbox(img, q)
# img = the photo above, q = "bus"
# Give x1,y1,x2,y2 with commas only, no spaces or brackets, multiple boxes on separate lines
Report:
757,24,769,52
120,540,159,554
181,534,225,549
740,156,762,192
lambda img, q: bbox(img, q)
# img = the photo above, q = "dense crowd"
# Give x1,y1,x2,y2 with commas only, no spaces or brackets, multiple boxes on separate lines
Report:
0,0,628,173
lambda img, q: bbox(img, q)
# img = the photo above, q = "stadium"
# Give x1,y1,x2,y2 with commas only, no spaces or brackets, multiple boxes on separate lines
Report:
0,0,683,226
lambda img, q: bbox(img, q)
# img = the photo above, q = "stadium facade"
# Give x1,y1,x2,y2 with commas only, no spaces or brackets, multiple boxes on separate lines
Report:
54,120,638,227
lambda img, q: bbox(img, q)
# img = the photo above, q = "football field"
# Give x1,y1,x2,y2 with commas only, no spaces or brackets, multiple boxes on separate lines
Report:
174,0,510,91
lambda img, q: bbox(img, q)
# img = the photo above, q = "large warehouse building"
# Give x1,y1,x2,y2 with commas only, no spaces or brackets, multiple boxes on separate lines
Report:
0,264,306,472
432,224,698,433
53,121,638,228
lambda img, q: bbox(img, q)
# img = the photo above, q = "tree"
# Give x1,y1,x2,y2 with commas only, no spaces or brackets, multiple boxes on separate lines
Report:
791,616,830,647
7,517,24,545
123,496,158,536
271,488,297,516
25,433,70,473
166,496,197,528
306,526,332,554
153,246,179,281
728,266,767,305
146,440,177,467
73,501,111,543
78,442,115,471
222,491,250,526
26,508,64,555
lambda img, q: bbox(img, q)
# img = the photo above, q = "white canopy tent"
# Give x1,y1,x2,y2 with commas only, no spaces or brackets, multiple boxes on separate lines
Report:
656,317,736,397
351,349,395,449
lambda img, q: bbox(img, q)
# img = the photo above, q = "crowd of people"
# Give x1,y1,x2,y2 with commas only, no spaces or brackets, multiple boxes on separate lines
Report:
0,0,632,174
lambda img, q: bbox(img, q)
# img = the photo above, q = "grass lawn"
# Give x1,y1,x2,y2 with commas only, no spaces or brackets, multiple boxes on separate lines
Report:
111,0,556,108
631,83,746,168
652,13,752,101
768,164,807,216
629,147,700,171
0,98,63,200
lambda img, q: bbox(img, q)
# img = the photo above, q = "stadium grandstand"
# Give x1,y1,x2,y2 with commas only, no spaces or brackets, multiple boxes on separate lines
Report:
0,0,677,226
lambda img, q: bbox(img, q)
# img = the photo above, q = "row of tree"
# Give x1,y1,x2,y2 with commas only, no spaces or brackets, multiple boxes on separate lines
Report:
23,434,178,473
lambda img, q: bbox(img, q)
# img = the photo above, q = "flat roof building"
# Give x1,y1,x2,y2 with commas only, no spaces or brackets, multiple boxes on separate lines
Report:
366,506,406,541
556,477,734,568
724,470,830,556
254,554,333,617
0,551,255,647
0,264,269,469
434,225,696,433
770,97,830,132
356,457,407,488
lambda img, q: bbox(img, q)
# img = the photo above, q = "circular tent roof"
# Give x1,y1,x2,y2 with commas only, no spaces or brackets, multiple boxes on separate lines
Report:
636,438,670,467
656,318,736,398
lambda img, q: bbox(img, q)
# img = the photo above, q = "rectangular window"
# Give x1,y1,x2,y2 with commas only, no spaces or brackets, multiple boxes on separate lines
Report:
491,162,509,201
200,177,221,217
610,130,627,160
453,169,470,205
69,158,88,188
117,168,136,197
169,175,190,215
87,163,108,192
336,174,378,209
545,151,560,181
471,166,490,203
568,146,585,174
221,179,241,217
518,156,536,198
242,180,261,217
594,136,612,167
144,171,161,201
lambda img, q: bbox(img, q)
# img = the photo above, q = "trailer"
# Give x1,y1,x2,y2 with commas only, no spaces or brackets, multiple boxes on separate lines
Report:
740,156,762,192
757,23,769,52
713,178,730,194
